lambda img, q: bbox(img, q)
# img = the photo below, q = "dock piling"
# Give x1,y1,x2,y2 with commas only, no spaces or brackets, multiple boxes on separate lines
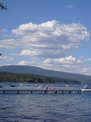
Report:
3,90,5,94
18,91,19,94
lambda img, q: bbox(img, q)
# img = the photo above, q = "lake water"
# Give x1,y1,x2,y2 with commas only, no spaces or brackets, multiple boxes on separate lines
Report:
0,83,91,122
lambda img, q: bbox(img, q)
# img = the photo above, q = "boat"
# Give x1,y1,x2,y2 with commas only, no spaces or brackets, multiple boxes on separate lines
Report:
84,84,89,89
82,84,91,91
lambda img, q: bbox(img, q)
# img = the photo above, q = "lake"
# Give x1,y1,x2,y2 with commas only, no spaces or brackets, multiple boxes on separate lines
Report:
0,83,91,122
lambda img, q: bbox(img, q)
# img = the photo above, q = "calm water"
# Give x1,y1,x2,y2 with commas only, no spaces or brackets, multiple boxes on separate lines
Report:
0,83,91,122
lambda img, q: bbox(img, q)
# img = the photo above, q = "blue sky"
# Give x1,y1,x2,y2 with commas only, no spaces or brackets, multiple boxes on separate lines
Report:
0,0,91,75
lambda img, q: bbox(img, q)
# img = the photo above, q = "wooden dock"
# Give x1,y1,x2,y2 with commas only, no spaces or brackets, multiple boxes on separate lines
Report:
0,89,82,94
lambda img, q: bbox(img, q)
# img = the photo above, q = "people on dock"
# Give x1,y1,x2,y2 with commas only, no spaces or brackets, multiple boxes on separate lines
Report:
51,84,53,90
43,85,45,90
46,86,48,90
54,89,57,93
9,83,16,87
66,84,69,87
48,87,50,91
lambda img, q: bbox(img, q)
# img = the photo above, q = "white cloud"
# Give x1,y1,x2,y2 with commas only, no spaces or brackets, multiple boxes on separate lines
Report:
82,68,91,75
82,67,91,75
42,55,83,68
18,60,29,65
77,60,83,64
80,56,84,59
20,49,40,56
83,68,88,73
0,29,7,33
0,56,14,61
43,58,51,64
0,39,21,49
18,60,40,66
6,20,88,58
84,58,91,62
65,5,73,9
55,55,76,65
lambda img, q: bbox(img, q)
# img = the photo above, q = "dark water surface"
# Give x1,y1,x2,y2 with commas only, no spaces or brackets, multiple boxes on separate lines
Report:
0,83,91,122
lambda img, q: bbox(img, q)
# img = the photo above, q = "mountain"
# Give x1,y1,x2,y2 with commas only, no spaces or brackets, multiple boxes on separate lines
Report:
0,65,91,83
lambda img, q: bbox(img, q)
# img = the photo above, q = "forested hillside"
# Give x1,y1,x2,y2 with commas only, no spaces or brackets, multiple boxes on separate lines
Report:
0,72,80,83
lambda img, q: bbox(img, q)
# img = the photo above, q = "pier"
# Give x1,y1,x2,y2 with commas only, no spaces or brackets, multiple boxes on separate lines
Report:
0,89,82,94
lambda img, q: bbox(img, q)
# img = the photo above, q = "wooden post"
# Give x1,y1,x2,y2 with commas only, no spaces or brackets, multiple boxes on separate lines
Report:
62,90,64,94
44,90,47,94
18,91,19,94
3,90,5,94
31,90,32,94
73,89,74,93
69,90,71,94
80,90,82,94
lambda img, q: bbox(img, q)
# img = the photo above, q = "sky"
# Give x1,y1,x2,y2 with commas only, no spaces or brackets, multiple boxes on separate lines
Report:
0,0,91,76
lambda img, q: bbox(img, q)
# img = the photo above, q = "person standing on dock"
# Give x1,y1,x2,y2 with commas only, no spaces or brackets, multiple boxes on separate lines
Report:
54,89,57,93
43,85,45,90
48,87,50,91
51,84,53,90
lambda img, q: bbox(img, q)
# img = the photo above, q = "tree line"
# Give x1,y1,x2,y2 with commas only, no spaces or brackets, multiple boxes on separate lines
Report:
0,71,80,83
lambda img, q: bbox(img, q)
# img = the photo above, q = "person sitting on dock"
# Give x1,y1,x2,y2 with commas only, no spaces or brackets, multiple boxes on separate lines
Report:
54,89,57,93
46,86,48,90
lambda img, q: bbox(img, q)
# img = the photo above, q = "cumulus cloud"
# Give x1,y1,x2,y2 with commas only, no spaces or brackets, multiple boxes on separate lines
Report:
20,49,41,56
18,59,40,66
17,55,91,75
42,55,83,68
82,68,91,75
42,56,91,75
0,39,21,49
9,20,89,58
18,60,29,65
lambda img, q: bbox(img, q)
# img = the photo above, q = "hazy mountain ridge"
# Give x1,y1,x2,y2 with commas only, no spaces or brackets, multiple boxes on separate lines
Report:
0,65,91,83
